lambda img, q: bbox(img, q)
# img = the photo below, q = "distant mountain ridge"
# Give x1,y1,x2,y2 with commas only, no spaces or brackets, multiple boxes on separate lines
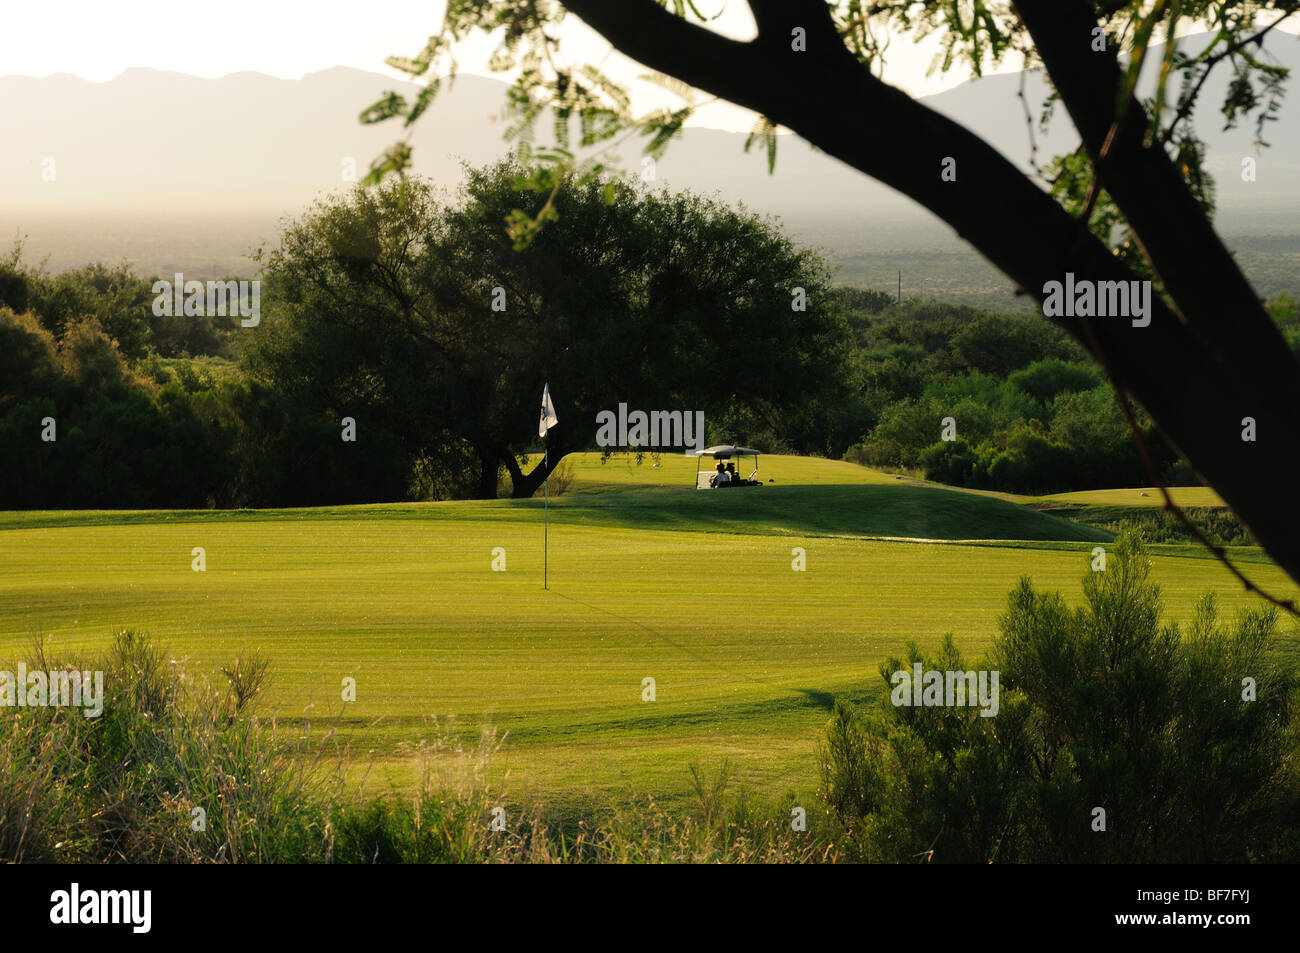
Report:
5,32,1299,221
3,34,1298,304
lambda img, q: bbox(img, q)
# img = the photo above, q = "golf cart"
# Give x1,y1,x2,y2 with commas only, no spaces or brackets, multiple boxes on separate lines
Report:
694,446,763,489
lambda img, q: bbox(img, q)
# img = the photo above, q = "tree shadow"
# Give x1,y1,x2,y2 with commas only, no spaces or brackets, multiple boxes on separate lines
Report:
795,688,835,711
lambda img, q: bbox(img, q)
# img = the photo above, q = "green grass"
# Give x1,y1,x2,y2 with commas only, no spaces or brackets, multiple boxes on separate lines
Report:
551,483,1110,543
1036,486,1227,507
1,453,1293,814
554,451,902,488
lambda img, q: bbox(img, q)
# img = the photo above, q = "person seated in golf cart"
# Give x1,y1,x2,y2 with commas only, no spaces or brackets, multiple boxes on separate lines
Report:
695,446,763,489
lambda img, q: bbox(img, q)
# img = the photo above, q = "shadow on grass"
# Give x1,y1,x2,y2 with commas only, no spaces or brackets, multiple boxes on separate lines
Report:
0,482,1111,544
795,688,836,712
537,483,1110,543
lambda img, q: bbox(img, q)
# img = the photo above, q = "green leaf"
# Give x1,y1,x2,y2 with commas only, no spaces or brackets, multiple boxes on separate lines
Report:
404,79,443,128
639,71,698,104
361,142,413,185
744,117,779,174
641,107,692,159
579,65,632,114
360,91,408,125
385,54,431,78
1115,0,1167,127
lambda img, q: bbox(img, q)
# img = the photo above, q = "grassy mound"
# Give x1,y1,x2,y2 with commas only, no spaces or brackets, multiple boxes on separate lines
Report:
542,483,1109,542
0,452,1108,542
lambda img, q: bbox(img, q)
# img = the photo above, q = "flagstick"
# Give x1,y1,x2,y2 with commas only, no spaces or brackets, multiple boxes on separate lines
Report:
543,434,549,591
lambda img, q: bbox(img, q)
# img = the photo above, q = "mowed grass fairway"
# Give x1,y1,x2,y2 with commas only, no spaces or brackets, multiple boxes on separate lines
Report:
1,454,1295,814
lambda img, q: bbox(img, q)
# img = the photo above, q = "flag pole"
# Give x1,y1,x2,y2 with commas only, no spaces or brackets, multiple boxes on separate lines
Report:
543,431,549,591
539,382,556,591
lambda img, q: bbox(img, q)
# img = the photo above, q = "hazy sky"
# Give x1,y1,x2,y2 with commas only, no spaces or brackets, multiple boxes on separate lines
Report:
0,0,1018,132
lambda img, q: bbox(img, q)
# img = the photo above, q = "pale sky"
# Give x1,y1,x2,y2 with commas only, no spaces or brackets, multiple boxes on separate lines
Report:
0,0,1017,132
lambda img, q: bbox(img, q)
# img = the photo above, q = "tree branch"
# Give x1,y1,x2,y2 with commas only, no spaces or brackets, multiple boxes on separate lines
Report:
1159,8,1298,149
1014,0,1300,402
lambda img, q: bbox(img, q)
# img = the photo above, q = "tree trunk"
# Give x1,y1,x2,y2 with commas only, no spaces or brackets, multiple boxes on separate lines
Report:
475,445,499,500
507,447,566,498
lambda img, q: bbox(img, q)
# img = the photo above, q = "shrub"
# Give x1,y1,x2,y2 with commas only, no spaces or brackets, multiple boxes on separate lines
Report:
1007,359,1100,404
982,426,1073,494
918,439,977,486
0,632,337,863
820,528,1300,863
856,397,941,467
0,307,60,408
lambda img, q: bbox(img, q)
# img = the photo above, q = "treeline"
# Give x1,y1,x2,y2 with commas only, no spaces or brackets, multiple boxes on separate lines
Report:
0,252,413,507
0,252,238,361
0,303,417,508
835,287,1300,493
4,160,1300,508
0,161,845,507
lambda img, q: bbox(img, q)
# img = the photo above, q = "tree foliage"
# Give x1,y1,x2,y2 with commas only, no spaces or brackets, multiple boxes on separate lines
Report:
246,160,849,498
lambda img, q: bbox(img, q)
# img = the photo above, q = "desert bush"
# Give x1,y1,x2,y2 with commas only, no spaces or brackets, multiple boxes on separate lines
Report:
820,528,1300,863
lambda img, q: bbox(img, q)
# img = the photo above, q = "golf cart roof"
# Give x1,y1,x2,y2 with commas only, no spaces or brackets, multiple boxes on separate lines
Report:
698,445,761,458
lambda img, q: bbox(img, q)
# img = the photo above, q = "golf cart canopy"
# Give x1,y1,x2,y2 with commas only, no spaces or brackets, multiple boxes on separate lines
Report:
697,446,761,458
695,446,763,489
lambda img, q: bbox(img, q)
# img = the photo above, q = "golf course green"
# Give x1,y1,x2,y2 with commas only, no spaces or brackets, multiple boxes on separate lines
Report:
1,453,1293,813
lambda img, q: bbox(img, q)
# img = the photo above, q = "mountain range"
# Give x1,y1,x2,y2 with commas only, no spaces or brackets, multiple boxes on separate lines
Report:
3,32,1298,306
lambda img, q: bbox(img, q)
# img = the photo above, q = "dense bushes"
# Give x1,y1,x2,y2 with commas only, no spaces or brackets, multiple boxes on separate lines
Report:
846,373,1155,494
838,292,1300,495
0,307,243,508
819,529,1300,862
1051,505,1255,548
835,285,1191,493
0,629,519,863
0,304,430,508
0,246,240,361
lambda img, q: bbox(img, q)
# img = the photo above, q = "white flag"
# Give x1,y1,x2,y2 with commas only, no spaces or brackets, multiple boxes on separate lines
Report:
539,383,558,438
